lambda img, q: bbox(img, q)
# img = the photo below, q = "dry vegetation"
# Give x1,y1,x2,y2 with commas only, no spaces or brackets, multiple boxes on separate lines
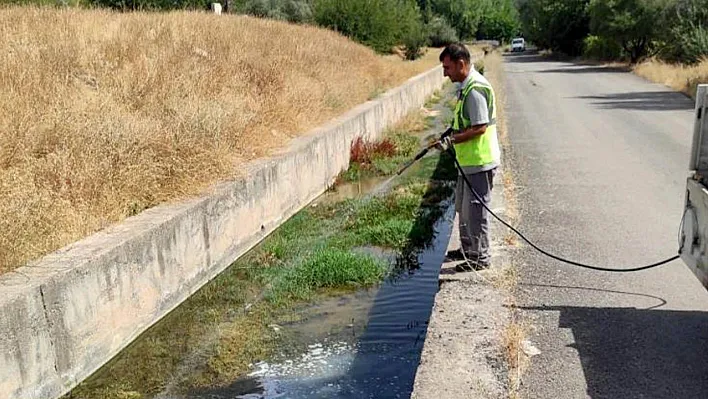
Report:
483,50,529,398
0,6,440,273
634,58,708,99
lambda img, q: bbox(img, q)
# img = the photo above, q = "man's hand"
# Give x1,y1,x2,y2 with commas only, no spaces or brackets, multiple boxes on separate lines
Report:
435,135,453,151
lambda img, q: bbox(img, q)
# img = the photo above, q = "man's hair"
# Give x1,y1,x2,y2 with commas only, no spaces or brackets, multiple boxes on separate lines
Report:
439,43,471,63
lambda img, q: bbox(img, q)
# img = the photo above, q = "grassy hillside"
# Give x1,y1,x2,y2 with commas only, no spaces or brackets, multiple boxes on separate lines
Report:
0,6,439,273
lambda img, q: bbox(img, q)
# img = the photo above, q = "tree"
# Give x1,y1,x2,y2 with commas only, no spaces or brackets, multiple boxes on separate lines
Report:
664,0,708,63
428,0,488,40
587,0,668,63
520,0,590,55
313,0,424,54
426,16,459,46
477,0,521,42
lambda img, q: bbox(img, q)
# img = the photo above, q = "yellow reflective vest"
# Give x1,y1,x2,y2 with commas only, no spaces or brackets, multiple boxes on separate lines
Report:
451,71,501,167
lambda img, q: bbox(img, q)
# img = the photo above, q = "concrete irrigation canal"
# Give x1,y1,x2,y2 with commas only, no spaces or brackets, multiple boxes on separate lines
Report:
63,89,459,399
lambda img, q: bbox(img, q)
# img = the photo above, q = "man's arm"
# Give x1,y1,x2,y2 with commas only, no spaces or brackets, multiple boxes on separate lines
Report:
452,124,487,144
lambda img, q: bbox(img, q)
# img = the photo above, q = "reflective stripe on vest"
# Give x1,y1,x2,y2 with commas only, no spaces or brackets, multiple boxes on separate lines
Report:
452,75,501,167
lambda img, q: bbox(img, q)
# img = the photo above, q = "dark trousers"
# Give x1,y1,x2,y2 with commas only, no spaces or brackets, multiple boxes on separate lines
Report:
455,169,496,265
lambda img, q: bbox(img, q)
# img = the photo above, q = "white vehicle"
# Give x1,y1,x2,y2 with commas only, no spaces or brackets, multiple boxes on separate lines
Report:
682,85,708,287
510,37,526,52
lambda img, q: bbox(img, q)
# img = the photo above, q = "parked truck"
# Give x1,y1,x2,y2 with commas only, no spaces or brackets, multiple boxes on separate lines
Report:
681,84,708,287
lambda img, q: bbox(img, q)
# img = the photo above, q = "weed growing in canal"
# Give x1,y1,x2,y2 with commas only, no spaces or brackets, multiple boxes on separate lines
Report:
265,249,386,305
339,106,433,183
340,132,418,181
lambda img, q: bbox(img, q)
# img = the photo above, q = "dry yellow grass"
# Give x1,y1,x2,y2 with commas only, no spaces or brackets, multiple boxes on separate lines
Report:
634,58,708,99
503,317,530,398
0,6,440,274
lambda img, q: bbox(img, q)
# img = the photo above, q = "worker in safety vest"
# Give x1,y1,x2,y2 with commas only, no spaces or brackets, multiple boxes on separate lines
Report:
438,43,500,271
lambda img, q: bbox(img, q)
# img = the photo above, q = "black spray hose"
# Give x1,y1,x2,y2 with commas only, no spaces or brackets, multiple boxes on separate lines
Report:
403,134,681,273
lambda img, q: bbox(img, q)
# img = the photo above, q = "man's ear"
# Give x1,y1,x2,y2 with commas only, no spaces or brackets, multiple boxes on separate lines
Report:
457,59,468,71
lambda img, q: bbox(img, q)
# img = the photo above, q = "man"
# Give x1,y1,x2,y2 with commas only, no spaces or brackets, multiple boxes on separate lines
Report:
438,43,501,272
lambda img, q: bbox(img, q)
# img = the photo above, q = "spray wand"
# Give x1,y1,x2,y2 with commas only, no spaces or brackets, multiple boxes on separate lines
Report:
396,127,454,175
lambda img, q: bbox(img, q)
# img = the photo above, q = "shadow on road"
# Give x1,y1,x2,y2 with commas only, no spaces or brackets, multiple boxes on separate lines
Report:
502,53,628,75
539,65,629,74
502,51,545,63
520,283,668,309
521,304,708,399
575,91,694,111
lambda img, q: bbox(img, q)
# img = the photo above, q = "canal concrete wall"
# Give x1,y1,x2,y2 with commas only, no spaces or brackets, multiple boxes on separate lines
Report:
0,65,448,399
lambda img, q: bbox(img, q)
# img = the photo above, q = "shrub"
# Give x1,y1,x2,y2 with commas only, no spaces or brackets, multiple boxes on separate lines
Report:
91,0,210,10
426,16,458,47
583,35,623,60
282,0,312,22
350,137,397,165
404,23,429,60
663,0,708,64
240,0,312,23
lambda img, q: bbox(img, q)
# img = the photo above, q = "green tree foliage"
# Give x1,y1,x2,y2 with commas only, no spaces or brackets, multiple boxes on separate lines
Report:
239,0,313,22
426,0,487,40
426,16,460,47
477,0,521,42
587,0,668,63
520,0,708,64
582,34,623,60
520,0,590,55
403,21,430,59
90,0,210,10
664,0,708,63
313,0,424,54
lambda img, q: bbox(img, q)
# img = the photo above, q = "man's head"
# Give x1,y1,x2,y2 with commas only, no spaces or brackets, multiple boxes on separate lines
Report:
439,43,471,83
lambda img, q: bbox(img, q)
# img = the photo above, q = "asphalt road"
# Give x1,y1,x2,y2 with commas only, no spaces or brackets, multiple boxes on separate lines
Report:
503,52,708,399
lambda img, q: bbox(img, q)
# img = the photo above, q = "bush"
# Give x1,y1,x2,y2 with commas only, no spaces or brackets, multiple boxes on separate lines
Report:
426,16,458,47
91,0,209,10
582,35,623,60
677,26,708,64
282,0,312,22
663,0,708,64
239,0,312,22
313,0,423,54
404,23,429,60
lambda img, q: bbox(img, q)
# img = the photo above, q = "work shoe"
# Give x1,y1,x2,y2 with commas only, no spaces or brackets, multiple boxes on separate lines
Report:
444,249,466,262
454,261,490,273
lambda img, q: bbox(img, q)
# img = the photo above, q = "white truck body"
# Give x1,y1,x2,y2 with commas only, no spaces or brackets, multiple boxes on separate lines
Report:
681,84,708,287
511,38,526,52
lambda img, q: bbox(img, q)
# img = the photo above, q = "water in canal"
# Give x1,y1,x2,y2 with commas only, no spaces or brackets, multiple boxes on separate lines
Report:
186,205,454,399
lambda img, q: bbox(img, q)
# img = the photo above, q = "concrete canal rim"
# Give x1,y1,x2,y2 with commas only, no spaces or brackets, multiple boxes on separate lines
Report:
0,55,479,399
